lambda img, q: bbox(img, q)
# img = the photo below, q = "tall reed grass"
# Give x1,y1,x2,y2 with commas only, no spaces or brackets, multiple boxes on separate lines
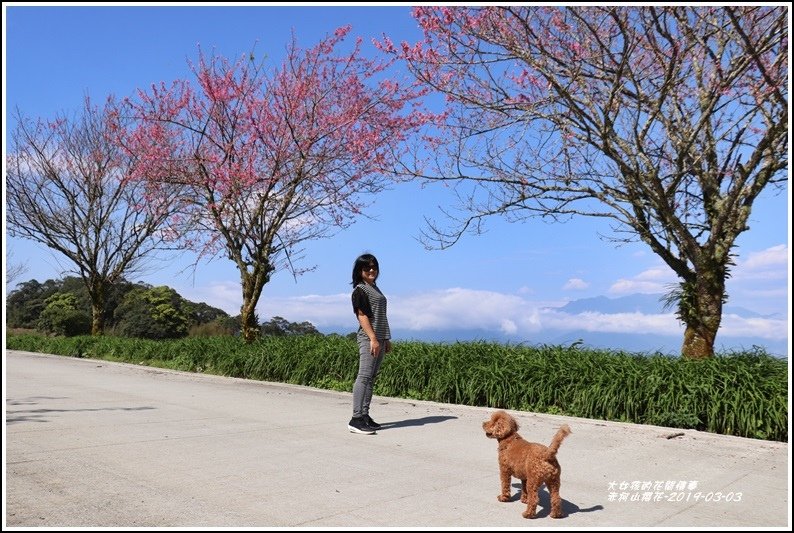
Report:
6,332,787,441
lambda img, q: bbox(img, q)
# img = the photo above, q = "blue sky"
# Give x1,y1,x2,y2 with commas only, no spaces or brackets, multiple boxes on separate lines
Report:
3,4,790,354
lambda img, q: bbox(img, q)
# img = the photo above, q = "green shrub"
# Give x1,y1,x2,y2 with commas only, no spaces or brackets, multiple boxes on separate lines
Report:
36,293,91,337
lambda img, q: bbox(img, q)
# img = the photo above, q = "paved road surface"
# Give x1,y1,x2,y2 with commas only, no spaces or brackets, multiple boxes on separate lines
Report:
4,350,790,528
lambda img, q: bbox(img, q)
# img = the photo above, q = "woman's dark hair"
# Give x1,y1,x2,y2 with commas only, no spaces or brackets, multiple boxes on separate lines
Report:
352,253,379,286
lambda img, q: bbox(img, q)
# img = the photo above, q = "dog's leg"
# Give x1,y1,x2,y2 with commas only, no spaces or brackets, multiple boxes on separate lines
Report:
547,478,564,518
520,479,528,503
497,469,512,502
521,480,540,519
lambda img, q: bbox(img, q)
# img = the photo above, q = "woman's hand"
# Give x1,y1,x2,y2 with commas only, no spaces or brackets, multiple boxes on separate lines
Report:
370,337,380,356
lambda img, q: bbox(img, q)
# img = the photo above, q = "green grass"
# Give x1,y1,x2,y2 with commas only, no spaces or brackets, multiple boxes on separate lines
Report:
6,332,787,442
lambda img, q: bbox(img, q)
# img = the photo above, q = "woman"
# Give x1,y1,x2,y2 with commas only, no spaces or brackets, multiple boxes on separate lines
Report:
348,253,392,435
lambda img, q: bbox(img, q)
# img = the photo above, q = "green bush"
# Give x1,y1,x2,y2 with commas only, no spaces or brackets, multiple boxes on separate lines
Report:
36,293,91,337
114,286,189,339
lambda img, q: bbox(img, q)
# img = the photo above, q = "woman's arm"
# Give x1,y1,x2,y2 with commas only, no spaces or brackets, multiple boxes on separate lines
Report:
356,309,380,356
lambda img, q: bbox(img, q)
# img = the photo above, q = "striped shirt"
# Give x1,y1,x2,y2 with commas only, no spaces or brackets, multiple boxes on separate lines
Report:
352,282,391,340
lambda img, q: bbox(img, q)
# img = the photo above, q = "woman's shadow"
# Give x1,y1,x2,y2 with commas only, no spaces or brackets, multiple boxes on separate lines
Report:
510,482,604,518
378,415,457,429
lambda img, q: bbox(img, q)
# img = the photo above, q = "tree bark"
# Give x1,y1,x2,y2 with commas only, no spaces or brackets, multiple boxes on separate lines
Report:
240,301,259,343
239,262,272,343
679,269,725,360
90,301,105,336
89,279,106,336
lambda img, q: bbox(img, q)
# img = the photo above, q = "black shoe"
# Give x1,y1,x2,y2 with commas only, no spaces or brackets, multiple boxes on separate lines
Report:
364,414,381,430
348,416,375,435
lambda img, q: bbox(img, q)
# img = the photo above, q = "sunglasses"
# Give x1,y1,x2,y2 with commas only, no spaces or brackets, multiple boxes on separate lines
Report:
362,265,378,271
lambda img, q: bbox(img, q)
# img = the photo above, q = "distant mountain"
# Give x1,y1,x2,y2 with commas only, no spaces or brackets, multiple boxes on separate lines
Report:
554,293,771,319
555,293,665,314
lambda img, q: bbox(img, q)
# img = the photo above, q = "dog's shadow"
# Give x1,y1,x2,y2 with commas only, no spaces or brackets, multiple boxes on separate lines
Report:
378,415,457,429
510,483,604,518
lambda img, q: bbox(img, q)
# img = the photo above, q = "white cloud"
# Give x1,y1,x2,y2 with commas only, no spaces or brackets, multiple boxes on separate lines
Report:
602,244,788,318
609,266,677,295
563,278,589,291
609,278,668,295
257,293,350,328
388,288,528,331
535,310,682,336
215,286,787,345
739,244,788,270
609,245,788,294
723,244,789,317
634,266,675,282
719,314,789,340
732,244,789,282
178,281,242,315
500,319,518,335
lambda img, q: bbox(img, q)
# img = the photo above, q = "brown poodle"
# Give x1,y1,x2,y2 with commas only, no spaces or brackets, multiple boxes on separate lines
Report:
482,410,571,519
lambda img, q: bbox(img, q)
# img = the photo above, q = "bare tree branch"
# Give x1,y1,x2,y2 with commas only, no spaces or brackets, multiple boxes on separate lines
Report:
6,97,183,334
392,6,787,357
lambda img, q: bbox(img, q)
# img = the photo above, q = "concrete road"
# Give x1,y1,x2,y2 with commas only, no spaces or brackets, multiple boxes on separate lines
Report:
4,349,790,528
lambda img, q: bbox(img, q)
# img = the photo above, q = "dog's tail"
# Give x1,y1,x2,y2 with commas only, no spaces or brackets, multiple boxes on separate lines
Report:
546,424,572,456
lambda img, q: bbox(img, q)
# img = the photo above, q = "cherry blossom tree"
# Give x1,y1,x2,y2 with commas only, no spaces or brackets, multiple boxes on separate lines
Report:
7,98,182,335
118,27,428,341
380,6,787,358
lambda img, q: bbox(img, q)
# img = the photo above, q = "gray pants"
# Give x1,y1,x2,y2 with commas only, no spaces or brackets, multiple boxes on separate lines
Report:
352,332,385,418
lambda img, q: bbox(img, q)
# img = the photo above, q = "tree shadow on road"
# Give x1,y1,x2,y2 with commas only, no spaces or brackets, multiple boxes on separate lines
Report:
6,397,156,424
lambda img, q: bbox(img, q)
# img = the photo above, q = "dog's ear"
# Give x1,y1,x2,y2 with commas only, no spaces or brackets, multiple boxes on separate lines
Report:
491,417,504,438
501,414,518,437
493,413,513,438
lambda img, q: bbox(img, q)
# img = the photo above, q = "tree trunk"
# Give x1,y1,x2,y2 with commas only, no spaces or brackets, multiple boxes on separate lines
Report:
239,263,271,343
91,302,105,336
89,282,105,336
679,270,725,359
240,300,259,343
681,324,716,359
